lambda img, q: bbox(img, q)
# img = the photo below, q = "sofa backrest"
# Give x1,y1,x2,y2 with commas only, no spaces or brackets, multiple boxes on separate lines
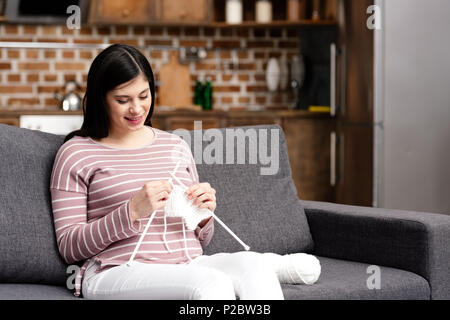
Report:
171,124,314,255
0,123,313,285
0,124,68,286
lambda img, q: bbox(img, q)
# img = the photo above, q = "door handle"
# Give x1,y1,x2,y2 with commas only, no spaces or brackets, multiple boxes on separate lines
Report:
330,131,337,186
330,43,337,117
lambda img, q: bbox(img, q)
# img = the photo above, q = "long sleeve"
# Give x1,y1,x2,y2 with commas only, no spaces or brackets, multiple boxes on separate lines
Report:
50,188,140,264
179,138,215,247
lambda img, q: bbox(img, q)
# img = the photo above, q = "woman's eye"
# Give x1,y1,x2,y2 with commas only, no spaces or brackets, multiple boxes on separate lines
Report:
117,100,128,104
140,95,148,100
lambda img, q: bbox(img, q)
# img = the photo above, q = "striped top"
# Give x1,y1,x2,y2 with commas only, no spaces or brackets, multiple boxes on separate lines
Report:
50,127,214,297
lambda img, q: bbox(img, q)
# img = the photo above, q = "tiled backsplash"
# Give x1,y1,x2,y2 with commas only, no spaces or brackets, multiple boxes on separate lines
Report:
0,24,299,111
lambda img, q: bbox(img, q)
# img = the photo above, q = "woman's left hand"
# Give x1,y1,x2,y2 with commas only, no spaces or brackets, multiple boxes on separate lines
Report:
185,182,216,212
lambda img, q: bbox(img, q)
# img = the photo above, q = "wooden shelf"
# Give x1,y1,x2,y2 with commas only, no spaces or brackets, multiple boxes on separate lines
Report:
211,19,337,28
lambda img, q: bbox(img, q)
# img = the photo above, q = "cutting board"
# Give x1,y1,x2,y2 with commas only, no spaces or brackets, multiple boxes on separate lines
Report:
158,52,201,110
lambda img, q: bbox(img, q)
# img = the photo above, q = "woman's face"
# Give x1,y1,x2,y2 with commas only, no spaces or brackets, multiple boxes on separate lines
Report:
105,73,151,136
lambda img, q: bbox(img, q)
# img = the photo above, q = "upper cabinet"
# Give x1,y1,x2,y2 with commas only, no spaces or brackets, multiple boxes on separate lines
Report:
89,0,211,25
89,0,159,25
159,0,211,24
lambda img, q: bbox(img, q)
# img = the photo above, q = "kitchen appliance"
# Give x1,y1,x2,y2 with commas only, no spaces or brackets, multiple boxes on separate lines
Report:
54,80,82,111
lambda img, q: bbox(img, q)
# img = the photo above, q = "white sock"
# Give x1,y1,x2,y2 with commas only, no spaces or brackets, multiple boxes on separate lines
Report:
262,252,321,285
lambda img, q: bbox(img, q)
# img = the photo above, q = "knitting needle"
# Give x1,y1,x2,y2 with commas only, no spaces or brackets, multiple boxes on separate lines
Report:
126,209,158,267
168,171,250,251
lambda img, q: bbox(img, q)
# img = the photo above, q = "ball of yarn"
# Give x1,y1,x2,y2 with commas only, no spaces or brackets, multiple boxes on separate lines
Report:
281,253,321,285
262,252,321,285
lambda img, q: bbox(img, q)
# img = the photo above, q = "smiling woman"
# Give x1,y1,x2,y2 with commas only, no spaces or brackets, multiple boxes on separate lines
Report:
50,43,284,300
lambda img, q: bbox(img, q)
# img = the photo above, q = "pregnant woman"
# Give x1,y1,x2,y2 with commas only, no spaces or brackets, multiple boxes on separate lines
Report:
50,44,284,300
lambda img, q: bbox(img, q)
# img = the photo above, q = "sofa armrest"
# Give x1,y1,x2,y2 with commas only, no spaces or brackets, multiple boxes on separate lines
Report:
301,200,450,300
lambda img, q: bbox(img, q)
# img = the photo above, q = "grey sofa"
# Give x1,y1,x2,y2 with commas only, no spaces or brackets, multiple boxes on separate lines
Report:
1,123,449,300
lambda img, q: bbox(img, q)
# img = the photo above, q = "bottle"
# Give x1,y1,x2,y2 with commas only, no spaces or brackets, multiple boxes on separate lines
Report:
226,0,243,24
202,78,213,110
287,0,300,21
256,0,272,23
193,80,204,107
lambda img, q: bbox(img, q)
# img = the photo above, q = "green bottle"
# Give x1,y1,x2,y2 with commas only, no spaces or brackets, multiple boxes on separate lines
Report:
202,78,213,110
193,80,204,107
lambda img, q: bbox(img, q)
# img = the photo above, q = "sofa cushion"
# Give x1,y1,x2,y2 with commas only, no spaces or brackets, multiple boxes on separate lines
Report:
172,124,314,254
0,124,68,285
0,284,76,300
282,256,430,300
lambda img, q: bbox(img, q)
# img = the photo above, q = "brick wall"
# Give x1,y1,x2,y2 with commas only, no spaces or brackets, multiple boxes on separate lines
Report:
0,24,299,111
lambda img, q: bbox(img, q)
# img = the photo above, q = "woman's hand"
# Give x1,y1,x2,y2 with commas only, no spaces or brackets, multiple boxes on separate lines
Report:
185,182,217,213
129,180,173,223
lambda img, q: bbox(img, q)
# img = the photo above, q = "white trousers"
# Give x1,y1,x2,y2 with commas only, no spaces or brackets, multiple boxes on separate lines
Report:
82,251,284,300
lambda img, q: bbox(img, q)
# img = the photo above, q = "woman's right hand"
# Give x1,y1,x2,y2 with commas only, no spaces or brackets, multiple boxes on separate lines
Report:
129,180,173,223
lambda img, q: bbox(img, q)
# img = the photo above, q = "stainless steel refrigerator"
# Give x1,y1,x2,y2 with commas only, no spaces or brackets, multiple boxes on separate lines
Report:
373,0,450,214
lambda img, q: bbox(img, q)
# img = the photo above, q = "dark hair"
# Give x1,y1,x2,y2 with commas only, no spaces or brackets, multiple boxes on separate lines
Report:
64,44,155,142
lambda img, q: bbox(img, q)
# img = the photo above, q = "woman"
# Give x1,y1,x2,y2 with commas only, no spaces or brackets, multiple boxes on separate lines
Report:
50,44,284,300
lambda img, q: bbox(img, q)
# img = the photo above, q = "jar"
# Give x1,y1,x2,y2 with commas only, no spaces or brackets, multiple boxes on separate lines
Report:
288,0,303,21
226,0,243,24
255,0,272,23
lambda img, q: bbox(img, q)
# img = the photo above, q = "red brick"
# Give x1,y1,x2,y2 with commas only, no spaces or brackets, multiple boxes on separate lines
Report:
8,98,40,106
0,63,11,70
44,74,58,82
0,86,33,93
18,63,50,70
246,85,267,92
27,74,39,82
22,26,37,35
41,26,58,35
37,85,60,93
4,25,18,34
44,50,56,59
7,50,20,59
62,51,75,59
213,86,240,93
7,74,21,82
25,50,39,59
55,62,85,71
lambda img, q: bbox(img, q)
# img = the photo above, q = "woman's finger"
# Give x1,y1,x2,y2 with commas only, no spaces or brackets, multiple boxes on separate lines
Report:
193,193,213,206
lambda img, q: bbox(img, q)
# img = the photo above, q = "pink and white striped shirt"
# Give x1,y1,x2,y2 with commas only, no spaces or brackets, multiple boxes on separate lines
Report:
49,127,214,297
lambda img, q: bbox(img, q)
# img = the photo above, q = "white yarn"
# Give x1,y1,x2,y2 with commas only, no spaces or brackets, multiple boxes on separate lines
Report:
165,185,213,231
262,252,321,285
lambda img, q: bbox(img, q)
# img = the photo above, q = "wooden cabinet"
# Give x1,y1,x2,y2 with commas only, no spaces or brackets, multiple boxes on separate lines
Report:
89,0,158,25
0,117,19,127
159,0,211,23
89,0,211,25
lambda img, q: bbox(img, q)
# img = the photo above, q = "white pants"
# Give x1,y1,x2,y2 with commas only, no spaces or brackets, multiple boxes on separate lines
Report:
82,251,284,300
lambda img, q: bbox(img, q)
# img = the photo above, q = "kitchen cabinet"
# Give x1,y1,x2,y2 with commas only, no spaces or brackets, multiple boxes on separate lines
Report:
89,0,158,25
0,109,334,202
159,0,211,24
89,0,211,25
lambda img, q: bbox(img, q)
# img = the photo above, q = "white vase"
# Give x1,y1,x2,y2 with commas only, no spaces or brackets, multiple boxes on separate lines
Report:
266,58,280,92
